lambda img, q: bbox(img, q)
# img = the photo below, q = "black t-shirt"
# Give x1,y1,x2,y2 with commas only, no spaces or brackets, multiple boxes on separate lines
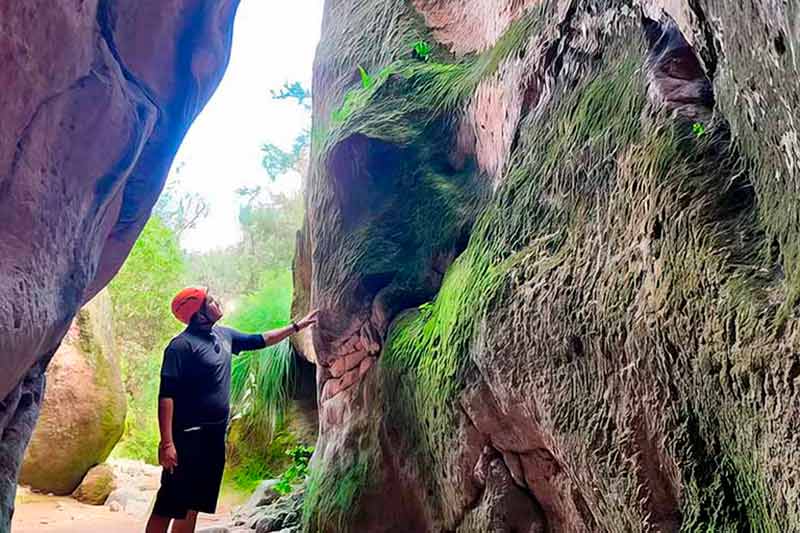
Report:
158,324,266,430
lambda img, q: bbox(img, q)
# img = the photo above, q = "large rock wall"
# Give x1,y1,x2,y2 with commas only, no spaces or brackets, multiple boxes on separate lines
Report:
0,1,239,529
298,0,800,531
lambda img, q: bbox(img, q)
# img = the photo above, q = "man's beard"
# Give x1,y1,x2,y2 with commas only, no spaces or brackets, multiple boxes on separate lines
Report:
192,309,219,329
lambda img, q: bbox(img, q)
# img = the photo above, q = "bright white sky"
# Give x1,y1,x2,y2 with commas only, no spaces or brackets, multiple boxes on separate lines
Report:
171,0,324,252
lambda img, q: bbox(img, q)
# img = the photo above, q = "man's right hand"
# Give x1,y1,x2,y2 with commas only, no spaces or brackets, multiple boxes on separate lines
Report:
159,442,178,473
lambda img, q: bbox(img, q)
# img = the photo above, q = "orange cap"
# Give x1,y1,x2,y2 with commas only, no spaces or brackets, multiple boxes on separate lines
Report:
171,287,207,324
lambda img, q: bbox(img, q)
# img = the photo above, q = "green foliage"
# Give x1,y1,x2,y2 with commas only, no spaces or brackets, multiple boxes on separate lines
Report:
109,216,186,464
229,269,295,443
111,358,161,464
108,216,186,354
274,445,314,495
303,454,372,533
271,81,312,109
261,144,299,181
357,65,374,89
263,80,311,180
223,269,304,492
411,40,432,61
692,122,707,137
188,192,303,299
225,428,299,493
260,131,310,181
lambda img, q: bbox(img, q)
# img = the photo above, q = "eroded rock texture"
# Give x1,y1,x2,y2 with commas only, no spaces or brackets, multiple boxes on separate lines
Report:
0,1,238,529
297,0,800,531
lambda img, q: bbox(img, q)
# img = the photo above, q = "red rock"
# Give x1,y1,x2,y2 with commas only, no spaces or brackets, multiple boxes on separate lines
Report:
330,349,367,378
357,356,374,378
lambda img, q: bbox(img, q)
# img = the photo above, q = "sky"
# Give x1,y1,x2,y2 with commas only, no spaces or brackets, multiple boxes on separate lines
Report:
170,0,324,252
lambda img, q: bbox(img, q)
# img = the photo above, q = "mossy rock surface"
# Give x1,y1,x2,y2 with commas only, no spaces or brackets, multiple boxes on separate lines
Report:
298,0,800,531
71,463,117,505
19,290,127,495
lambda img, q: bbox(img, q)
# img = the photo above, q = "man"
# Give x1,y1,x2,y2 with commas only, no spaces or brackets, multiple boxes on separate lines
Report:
145,287,318,533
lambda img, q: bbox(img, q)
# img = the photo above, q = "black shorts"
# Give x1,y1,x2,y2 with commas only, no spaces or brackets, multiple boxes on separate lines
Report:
153,423,227,519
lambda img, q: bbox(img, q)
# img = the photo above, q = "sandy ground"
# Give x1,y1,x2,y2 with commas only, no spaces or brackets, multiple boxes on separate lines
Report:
12,492,232,532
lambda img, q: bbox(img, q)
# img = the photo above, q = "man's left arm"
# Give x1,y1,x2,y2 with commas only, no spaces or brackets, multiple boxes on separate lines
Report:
262,309,319,347
229,309,320,354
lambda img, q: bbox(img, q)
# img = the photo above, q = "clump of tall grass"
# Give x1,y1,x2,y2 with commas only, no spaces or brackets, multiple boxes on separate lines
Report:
228,268,296,444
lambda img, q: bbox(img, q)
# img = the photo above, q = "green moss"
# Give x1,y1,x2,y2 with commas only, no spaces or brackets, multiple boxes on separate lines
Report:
302,453,372,533
377,36,650,476
321,5,544,156
308,0,794,527
377,11,784,526
225,427,299,493
680,411,784,532
74,307,126,461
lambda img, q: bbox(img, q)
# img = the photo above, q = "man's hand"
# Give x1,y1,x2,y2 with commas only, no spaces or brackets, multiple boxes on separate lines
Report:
159,442,178,473
295,309,319,330
264,310,320,346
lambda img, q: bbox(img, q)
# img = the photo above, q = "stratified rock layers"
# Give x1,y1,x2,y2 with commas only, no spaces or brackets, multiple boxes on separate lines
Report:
298,0,800,531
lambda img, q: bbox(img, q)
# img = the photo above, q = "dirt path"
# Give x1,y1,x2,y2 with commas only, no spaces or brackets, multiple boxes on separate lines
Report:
13,492,231,533
11,459,249,532
13,493,231,532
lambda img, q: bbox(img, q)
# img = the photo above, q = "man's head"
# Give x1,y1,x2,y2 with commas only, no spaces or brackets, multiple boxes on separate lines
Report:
171,287,223,325
197,293,224,324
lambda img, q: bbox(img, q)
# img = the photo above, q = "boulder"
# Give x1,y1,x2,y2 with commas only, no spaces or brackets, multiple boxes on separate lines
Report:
252,492,303,533
232,479,281,525
105,486,152,517
72,463,117,505
19,290,126,495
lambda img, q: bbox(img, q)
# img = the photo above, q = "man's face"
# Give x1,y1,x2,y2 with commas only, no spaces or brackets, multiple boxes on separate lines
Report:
204,294,224,322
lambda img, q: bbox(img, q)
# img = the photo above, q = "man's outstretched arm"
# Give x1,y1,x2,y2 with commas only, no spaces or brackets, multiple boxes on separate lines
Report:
262,309,319,346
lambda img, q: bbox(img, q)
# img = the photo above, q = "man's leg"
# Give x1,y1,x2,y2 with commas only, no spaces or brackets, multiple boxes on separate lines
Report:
144,513,171,533
171,510,199,533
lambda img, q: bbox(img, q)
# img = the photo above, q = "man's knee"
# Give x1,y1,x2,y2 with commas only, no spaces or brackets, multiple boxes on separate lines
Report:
171,510,199,533
145,513,171,533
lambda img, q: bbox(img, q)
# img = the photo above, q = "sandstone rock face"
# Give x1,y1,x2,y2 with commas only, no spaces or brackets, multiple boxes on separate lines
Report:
0,0,239,527
72,463,117,505
19,290,126,496
296,0,800,531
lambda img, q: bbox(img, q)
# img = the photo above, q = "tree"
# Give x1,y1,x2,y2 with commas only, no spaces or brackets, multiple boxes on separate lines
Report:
154,176,210,238
261,81,312,181
261,130,310,181
109,216,186,353
270,81,312,110
184,189,304,300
